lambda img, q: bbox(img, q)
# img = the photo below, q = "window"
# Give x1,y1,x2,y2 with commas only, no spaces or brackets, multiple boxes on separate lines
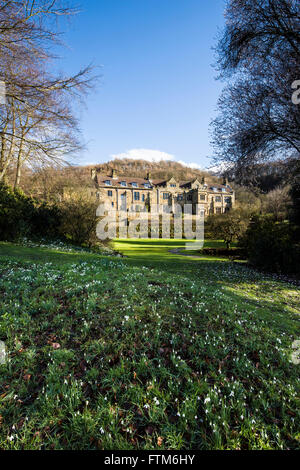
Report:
134,192,140,201
144,183,151,189
222,188,226,193
177,194,183,201
225,197,232,204
131,182,138,188
163,193,169,200
213,187,218,192
200,194,206,201
108,190,113,197
170,184,176,188
111,202,114,207
120,181,126,187
142,194,145,202
105,180,112,186
215,196,221,202
121,193,126,200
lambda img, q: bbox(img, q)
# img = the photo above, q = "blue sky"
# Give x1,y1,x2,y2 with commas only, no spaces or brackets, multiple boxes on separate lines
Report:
58,0,226,168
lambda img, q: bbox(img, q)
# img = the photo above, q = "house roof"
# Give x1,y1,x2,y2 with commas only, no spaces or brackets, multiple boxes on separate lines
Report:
96,174,153,187
95,173,233,192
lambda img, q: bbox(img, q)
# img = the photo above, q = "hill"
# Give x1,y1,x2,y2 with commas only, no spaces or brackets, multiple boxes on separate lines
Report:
13,159,221,200
87,158,217,182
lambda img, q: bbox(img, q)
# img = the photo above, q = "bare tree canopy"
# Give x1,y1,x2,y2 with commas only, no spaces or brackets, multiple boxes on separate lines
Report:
212,0,300,170
0,1,97,187
217,0,300,75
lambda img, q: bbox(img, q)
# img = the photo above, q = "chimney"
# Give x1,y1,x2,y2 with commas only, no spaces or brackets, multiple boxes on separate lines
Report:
111,168,117,179
91,168,97,182
223,177,229,186
147,172,152,181
201,176,206,186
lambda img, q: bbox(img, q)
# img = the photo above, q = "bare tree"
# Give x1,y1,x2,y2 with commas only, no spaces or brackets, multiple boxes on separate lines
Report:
211,64,300,165
217,0,300,75
263,186,292,220
0,1,97,187
212,0,300,170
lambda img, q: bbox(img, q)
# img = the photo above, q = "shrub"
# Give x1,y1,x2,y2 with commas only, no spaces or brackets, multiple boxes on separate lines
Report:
208,211,249,249
239,215,300,274
200,247,246,258
0,183,35,240
290,175,300,226
58,193,99,246
0,183,62,241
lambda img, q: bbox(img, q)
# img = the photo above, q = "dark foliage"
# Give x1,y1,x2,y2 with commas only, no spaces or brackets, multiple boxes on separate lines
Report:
200,247,246,259
240,215,300,274
290,170,300,225
227,158,298,192
0,183,61,241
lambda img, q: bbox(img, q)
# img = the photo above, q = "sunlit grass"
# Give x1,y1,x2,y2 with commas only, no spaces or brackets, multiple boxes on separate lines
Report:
0,239,299,450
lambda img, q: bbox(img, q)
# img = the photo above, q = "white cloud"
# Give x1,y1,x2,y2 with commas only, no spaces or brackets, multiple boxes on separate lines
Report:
205,162,233,175
110,148,175,163
110,148,204,170
178,160,203,170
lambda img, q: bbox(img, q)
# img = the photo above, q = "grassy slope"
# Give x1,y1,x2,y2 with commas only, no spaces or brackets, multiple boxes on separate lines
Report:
0,240,299,450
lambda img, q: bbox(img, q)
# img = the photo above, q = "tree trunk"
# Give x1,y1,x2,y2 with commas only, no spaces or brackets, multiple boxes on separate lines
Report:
14,158,22,190
13,132,25,191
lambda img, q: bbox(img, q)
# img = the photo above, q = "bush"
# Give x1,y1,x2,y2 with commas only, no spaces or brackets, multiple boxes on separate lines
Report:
200,247,246,258
208,211,249,249
0,183,62,242
239,215,300,274
0,183,32,240
58,194,99,246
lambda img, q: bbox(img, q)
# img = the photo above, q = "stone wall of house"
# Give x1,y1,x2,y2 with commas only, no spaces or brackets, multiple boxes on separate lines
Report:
87,169,235,216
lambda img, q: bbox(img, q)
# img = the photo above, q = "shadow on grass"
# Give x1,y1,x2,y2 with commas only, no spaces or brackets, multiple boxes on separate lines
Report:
0,242,107,265
112,239,300,317
1,240,299,320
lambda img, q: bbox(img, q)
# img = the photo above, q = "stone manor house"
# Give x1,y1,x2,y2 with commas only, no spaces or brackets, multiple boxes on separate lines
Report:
90,168,235,216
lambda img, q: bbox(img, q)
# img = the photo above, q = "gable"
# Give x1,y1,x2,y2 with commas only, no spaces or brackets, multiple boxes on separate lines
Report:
191,179,201,189
166,177,178,187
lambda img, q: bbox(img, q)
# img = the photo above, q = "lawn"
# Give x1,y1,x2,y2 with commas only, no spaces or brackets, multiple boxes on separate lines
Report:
0,239,299,450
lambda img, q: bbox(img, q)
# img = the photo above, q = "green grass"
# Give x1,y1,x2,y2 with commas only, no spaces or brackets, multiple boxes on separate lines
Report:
0,239,299,450
0,241,108,265
113,239,236,270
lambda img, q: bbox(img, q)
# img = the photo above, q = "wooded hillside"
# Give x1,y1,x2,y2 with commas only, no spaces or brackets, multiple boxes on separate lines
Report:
9,159,220,200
